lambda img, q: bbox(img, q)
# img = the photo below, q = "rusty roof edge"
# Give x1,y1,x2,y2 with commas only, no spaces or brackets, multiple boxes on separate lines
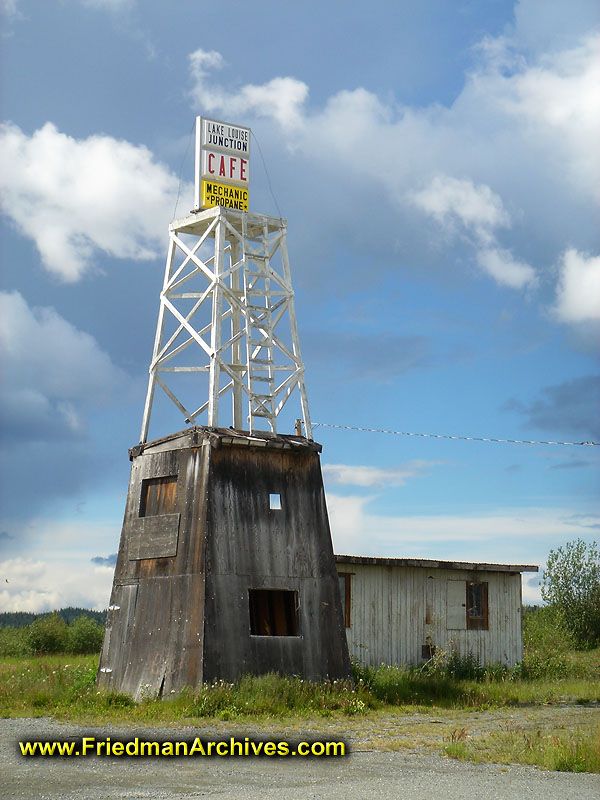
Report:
130,426,322,458
334,554,538,572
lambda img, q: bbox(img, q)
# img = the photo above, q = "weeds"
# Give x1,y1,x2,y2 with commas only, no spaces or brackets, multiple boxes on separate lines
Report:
444,722,600,773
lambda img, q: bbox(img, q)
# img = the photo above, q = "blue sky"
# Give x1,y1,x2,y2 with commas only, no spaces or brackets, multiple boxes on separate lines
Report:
0,0,598,612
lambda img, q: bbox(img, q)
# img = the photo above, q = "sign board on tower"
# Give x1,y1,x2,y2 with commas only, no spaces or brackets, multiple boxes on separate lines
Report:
194,117,251,212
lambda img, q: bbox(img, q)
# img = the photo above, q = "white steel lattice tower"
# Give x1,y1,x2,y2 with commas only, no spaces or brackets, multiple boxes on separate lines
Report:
140,206,312,443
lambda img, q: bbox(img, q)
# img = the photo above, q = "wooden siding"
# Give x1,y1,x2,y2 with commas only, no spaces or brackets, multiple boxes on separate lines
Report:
339,562,525,667
97,427,350,699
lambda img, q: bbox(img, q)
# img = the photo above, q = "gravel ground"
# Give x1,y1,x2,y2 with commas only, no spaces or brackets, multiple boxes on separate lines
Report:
2,714,599,800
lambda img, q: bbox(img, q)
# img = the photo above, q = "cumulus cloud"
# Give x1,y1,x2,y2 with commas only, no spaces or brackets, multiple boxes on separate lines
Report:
475,248,537,289
411,175,509,246
553,249,600,323
323,461,441,488
412,176,537,288
0,122,187,281
186,26,598,295
491,32,600,201
0,291,126,442
0,557,113,612
189,48,308,130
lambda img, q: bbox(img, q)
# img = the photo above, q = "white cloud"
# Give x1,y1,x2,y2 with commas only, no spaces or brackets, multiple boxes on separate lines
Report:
476,248,537,289
186,27,598,291
553,249,600,323
411,175,537,288
0,122,187,281
491,33,600,201
0,291,126,440
323,461,441,488
326,492,596,577
0,557,113,612
189,48,308,130
411,175,509,245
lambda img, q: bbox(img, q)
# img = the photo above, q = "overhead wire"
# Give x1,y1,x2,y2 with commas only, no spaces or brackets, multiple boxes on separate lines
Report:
171,119,196,221
312,421,598,447
252,129,284,220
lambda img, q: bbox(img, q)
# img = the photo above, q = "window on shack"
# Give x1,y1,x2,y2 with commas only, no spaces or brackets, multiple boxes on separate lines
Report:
249,589,298,636
338,573,352,628
139,475,178,517
466,581,488,630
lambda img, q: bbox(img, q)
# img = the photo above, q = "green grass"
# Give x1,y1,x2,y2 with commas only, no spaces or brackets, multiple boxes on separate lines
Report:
0,655,375,721
445,722,600,773
1,652,599,721
1,653,599,771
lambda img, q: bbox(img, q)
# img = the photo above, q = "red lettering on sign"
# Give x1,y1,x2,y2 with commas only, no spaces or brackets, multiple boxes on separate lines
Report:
230,157,237,178
208,153,215,174
219,156,226,177
240,159,247,182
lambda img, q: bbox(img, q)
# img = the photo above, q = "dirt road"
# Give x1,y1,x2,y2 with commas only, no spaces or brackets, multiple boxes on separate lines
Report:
2,713,599,800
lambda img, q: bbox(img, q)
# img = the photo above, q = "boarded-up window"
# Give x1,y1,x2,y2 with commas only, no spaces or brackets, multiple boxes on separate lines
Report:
139,475,177,517
249,589,298,636
338,573,351,628
467,581,488,630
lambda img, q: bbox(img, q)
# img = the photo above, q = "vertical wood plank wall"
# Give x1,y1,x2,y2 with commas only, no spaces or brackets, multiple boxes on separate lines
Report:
341,564,524,667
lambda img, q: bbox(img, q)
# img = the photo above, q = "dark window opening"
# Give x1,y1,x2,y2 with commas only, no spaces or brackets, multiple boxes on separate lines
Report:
249,589,298,636
338,573,351,628
140,475,177,517
421,644,436,660
466,581,488,630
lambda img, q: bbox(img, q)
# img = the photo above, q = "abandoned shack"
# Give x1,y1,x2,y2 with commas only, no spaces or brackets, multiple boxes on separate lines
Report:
335,555,538,667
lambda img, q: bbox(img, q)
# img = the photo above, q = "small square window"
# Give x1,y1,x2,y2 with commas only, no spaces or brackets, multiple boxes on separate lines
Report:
269,493,281,510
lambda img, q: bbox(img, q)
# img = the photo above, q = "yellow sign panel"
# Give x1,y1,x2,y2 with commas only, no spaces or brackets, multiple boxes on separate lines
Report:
201,180,249,212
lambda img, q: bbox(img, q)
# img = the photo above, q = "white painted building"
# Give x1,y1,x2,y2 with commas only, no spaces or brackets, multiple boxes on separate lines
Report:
335,555,538,667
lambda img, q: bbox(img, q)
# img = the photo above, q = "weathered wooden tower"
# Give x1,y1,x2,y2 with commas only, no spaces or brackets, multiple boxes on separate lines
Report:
97,118,350,699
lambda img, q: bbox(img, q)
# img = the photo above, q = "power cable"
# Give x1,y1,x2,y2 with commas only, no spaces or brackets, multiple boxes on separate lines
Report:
172,119,196,221
312,421,598,447
252,130,284,220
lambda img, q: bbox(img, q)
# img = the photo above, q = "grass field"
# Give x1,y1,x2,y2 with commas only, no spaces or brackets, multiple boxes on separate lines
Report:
1,650,598,772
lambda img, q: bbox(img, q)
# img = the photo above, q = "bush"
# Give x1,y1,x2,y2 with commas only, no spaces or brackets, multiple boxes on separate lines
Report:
66,616,105,654
423,644,485,681
521,605,574,678
26,613,68,654
0,625,29,657
541,539,600,648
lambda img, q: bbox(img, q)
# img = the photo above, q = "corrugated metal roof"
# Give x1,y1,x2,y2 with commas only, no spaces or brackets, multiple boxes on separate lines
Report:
334,554,538,573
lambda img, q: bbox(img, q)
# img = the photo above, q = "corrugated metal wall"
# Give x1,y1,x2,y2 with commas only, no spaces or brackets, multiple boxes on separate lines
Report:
340,563,523,667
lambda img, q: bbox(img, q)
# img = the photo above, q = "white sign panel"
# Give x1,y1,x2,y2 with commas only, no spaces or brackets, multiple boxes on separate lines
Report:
201,149,249,185
194,117,251,210
202,118,250,156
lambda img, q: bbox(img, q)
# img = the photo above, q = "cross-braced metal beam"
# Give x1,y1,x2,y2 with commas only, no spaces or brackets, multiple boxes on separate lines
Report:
140,206,312,443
